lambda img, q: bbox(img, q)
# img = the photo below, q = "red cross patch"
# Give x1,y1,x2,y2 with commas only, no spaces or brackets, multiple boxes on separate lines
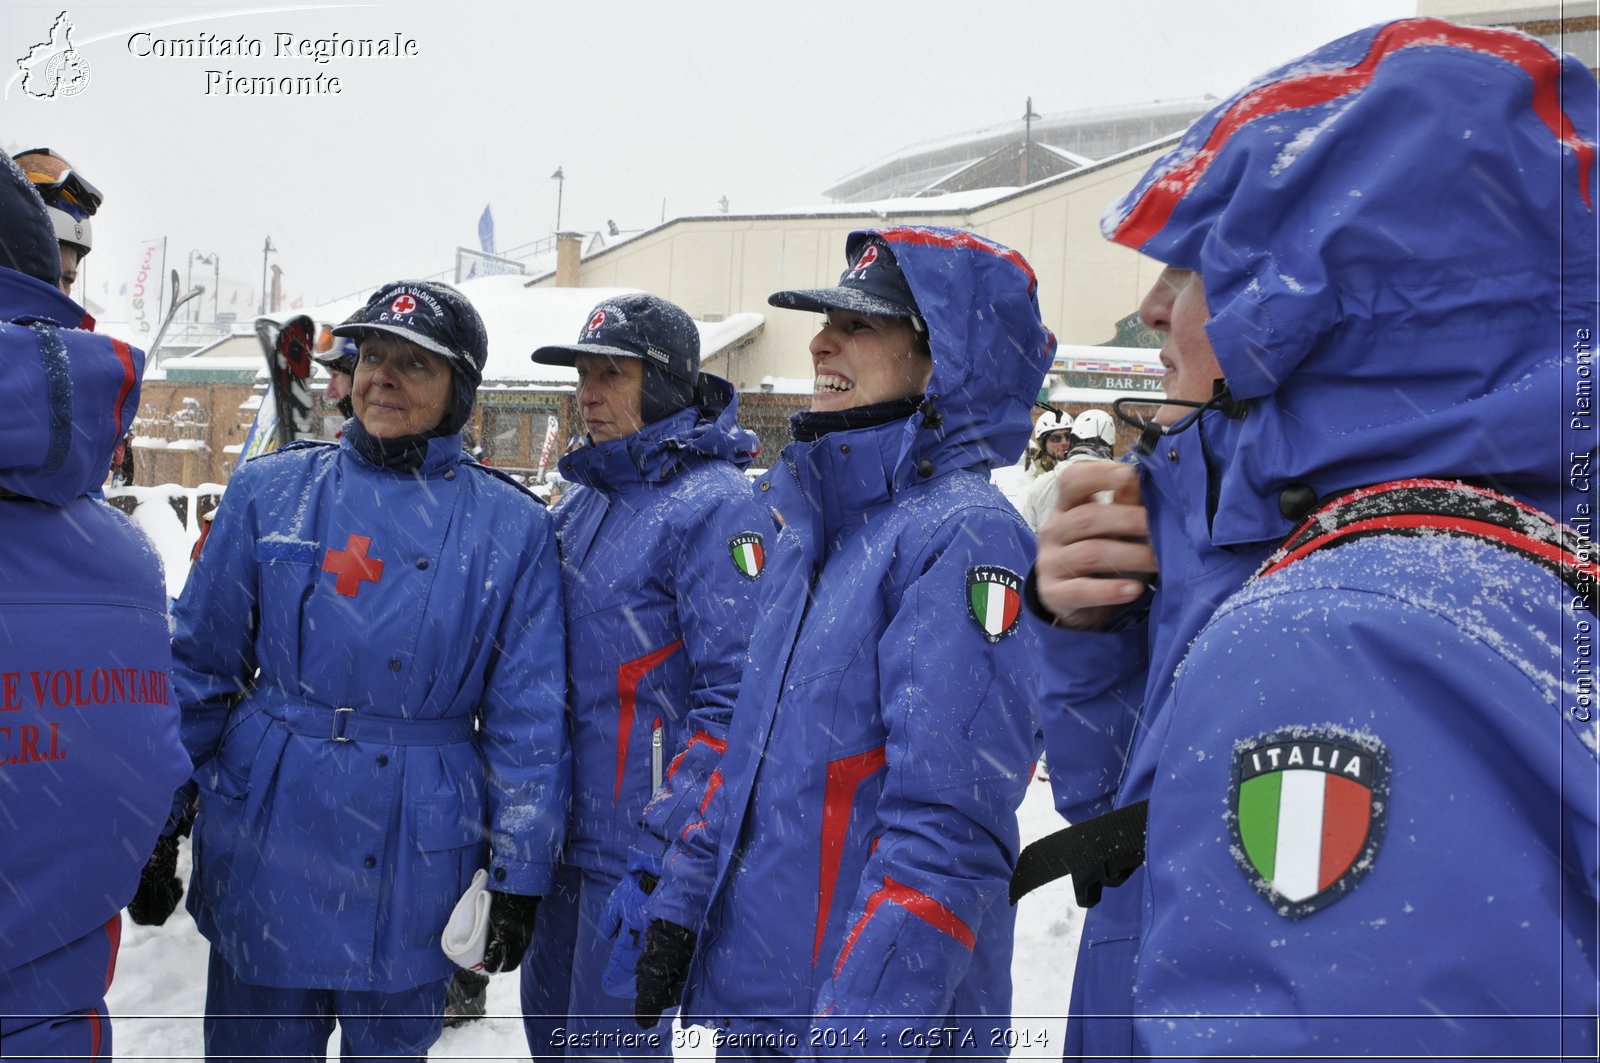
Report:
323,533,385,597
586,309,607,334
390,294,417,316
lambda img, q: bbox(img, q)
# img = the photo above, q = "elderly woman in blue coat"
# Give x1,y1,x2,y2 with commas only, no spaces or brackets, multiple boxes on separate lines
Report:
157,280,569,1061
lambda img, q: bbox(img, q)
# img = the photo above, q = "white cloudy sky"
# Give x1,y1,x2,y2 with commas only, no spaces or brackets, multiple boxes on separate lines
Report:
4,0,1414,311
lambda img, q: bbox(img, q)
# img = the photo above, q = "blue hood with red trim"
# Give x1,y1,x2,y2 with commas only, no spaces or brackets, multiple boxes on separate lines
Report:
1104,17,1598,542
860,226,1057,479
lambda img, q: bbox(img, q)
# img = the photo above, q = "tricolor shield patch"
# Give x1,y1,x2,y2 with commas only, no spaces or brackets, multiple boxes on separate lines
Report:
1230,727,1389,919
966,565,1022,643
728,533,765,579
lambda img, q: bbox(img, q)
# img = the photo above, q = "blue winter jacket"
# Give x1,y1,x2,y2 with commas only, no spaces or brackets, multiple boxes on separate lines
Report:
172,432,569,992
1036,420,1269,1060
552,375,766,877
645,226,1055,1056
1044,19,1599,1060
0,267,189,975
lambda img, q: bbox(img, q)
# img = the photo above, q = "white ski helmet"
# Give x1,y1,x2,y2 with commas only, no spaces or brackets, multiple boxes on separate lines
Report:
46,206,91,255
1033,408,1070,442
1071,409,1116,447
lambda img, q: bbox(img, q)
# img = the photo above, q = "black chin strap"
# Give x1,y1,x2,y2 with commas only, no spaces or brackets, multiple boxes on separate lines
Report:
1114,381,1246,456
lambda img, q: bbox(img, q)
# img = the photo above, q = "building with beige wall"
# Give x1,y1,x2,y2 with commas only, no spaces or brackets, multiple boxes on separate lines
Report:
528,143,1177,393
525,0,1600,392
527,2,1598,396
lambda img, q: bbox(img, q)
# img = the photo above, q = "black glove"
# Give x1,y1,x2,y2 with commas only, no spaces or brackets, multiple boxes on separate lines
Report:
482,891,540,973
634,918,696,1029
127,833,184,926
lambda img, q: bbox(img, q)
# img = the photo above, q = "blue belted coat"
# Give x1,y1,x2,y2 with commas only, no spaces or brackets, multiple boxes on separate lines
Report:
172,432,569,992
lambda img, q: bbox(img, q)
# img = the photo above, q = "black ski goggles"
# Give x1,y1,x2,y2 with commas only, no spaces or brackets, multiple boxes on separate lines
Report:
13,148,103,216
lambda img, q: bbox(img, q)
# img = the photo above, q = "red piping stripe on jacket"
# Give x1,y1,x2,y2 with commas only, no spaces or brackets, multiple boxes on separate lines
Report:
666,730,728,781
1113,18,1596,250
613,639,683,804
814,746,887,965
87,913,120,1058
676,767,725,844
833,874,976,979
109,338,138,436
1264,513,1589,578
1258,478,1597,584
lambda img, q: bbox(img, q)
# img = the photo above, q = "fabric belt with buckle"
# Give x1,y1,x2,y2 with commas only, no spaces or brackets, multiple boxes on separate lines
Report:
271,702,476,745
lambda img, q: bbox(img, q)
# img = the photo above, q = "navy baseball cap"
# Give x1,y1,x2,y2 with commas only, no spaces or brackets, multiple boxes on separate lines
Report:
768,235,922,328
333,280,488,386
531,292,700,387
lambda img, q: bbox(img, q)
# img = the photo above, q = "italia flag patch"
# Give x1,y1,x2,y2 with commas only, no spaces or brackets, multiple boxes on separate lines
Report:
728,532,765,579
966,565,1022,642
1230,727,1389,919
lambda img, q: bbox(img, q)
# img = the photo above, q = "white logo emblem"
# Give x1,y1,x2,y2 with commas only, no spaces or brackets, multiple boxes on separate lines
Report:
849,244,880,277
17,12,91,99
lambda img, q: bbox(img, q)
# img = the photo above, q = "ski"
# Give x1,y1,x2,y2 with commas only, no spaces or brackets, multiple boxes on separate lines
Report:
266,314,318,448
142,267,206,377
238,314,319,461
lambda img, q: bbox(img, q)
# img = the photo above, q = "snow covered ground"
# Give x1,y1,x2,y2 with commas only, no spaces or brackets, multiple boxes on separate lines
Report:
106,775,1083,1061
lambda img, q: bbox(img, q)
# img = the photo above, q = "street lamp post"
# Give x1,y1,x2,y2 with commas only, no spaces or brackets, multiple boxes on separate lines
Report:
197,252,220,322
551,166,564,232
259,236,277,315
209,253,220,322
1022,96,1042,185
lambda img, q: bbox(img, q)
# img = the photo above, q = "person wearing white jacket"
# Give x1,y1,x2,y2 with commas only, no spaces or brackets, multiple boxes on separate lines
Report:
1021,409,1115,529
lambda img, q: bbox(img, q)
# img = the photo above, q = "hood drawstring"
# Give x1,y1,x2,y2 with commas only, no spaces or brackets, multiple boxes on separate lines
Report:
1115,381,1247,457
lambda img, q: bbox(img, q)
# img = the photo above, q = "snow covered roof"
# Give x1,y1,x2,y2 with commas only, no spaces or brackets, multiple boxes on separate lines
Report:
824,97,1212,202
449,276,632,384
694,185,1018,223
1037,143,1096,168
443,275,763,384
758,375,816,395
145,332,273,381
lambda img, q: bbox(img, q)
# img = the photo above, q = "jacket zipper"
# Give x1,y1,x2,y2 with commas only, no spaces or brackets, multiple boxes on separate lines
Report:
651,718,664,794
